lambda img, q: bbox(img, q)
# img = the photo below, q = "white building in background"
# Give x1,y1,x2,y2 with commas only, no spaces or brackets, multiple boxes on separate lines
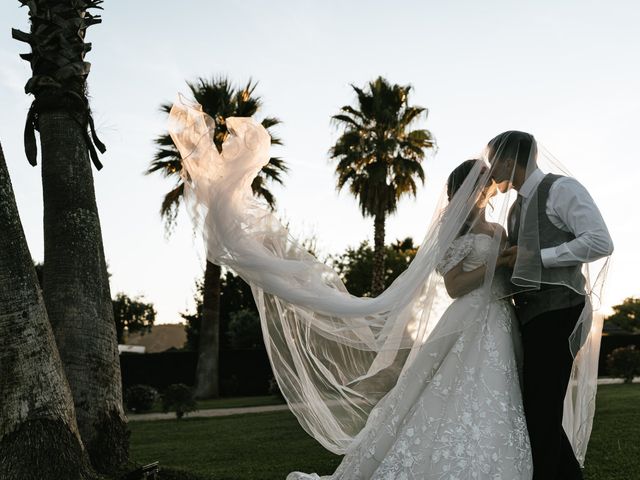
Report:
118,344,146,354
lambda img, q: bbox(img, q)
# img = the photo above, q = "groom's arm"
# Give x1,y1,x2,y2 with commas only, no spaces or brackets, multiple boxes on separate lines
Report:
540,177,613,268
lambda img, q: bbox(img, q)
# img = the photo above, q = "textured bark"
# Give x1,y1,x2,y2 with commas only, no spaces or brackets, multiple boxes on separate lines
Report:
39,112,129,472
194,260,221,399
371,210,386,297
0,143,95,480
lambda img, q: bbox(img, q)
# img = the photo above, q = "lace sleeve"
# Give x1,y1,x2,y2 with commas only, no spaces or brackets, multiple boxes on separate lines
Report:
436,234,474,276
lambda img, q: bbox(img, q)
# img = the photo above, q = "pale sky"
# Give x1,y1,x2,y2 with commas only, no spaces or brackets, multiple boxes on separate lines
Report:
1,0,638,324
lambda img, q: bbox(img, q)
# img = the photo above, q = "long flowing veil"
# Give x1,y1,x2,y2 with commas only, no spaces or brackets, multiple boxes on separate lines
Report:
168,95,608,465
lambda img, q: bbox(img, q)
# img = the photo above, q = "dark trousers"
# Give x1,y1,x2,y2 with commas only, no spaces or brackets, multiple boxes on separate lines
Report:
521,303,584,480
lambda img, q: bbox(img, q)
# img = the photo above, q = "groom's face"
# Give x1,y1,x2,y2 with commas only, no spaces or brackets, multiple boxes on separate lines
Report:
490,157,515,193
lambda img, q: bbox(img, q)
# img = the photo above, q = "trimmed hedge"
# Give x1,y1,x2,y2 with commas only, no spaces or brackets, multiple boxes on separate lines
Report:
599,334,640,376
120,335,640,396
120,348,273,396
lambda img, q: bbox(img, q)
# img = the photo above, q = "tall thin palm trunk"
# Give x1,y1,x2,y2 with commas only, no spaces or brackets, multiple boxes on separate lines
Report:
371,209,386,296
0,143,95,480
194,260,221,399
40,112,128,472
150,79,286,399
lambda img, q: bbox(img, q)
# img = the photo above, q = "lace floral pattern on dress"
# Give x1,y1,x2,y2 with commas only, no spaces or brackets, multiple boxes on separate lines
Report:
287,232,532,480
436,234,474,275
364,306,531,480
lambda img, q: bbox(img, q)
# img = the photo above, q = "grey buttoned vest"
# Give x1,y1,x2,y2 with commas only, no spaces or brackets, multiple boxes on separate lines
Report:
508,174,586,324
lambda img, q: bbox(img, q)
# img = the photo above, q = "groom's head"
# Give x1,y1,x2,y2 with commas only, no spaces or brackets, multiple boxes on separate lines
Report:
486,130,537,192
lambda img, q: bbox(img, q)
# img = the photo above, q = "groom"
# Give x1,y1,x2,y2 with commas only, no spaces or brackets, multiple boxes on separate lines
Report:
487,131,613,480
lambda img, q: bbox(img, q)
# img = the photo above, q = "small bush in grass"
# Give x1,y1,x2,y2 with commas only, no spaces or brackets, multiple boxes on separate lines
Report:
607,345,640,383
221,374,240,396
162,384,197,419
124,384,158,413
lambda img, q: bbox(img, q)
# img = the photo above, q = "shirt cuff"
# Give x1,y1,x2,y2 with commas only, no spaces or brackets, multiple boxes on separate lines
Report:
540,247,558,268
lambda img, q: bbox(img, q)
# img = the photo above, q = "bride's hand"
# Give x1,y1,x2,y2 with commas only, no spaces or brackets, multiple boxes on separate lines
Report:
497,246,518,269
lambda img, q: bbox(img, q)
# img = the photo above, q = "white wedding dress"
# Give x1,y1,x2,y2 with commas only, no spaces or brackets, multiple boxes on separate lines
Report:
288,233,533,480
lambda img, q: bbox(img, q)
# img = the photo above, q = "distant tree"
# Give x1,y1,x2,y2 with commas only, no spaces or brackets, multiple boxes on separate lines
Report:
182,270,259,351
34,261,44,288
181,280,203,352
330,77,435,296
605,297,640,334
227,309,262,349
332,237,418,297
607,346,640,383
112,293,157,344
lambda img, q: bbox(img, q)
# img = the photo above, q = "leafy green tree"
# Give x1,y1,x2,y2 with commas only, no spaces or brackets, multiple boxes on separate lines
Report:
332,237,418,297
34,261,44,287
607,346,640,383
330,77,435,296
182,270,260,351
227,309,263,349
149,77,286,398
181,281,203,353
605,297,640,334
13,1,127,472
112,293,157,344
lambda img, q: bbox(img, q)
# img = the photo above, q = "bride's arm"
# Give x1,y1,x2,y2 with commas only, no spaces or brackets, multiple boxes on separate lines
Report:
444,246,510,299
443,262,488,298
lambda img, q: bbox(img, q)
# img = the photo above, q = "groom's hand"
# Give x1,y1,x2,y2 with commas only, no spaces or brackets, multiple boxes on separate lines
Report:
497,246,518,269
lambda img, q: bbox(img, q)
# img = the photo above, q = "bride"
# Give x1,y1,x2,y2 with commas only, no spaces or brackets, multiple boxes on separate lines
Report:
287,159,533,479
167,96,602,479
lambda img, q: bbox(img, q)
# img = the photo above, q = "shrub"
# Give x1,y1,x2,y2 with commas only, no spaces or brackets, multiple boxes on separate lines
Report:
607,345,640,384
162,383,197,420
124,384,158,413
221,374,240,397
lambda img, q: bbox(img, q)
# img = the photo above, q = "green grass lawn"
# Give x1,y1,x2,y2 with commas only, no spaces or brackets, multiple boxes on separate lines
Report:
129,384,639,480
583,384,640,479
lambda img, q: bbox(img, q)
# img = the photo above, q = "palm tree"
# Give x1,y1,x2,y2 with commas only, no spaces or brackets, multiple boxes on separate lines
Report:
0,143,95,480
148,77,287,398
330,77,435,296
12,1,128,473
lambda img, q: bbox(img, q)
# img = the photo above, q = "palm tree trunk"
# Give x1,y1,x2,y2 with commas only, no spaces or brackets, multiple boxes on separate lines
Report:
194,260,221,399
39,111,128,473
0,143,95,480
371,209,386,296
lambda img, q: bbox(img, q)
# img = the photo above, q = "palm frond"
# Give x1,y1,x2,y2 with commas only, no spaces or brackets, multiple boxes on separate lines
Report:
160,182,184,233
330,76,435,222
149,76,287,226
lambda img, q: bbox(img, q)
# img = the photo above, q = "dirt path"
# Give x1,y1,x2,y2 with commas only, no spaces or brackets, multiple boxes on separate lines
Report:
128,377,638,422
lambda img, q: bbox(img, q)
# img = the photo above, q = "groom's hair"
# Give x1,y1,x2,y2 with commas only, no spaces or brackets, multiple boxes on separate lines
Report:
487,130,536,169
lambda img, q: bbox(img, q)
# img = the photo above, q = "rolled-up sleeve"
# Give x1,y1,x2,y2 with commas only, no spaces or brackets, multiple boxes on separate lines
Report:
540,178,613,268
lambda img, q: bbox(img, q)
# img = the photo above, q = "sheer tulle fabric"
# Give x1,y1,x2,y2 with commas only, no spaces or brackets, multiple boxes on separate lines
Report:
483,134,610,465
168,96,605,468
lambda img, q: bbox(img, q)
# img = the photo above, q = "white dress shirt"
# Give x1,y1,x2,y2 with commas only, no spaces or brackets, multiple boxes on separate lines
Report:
516,168,613,268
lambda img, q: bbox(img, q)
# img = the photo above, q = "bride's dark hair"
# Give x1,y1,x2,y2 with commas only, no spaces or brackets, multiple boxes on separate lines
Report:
446,159,482,201
446,159,485,237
